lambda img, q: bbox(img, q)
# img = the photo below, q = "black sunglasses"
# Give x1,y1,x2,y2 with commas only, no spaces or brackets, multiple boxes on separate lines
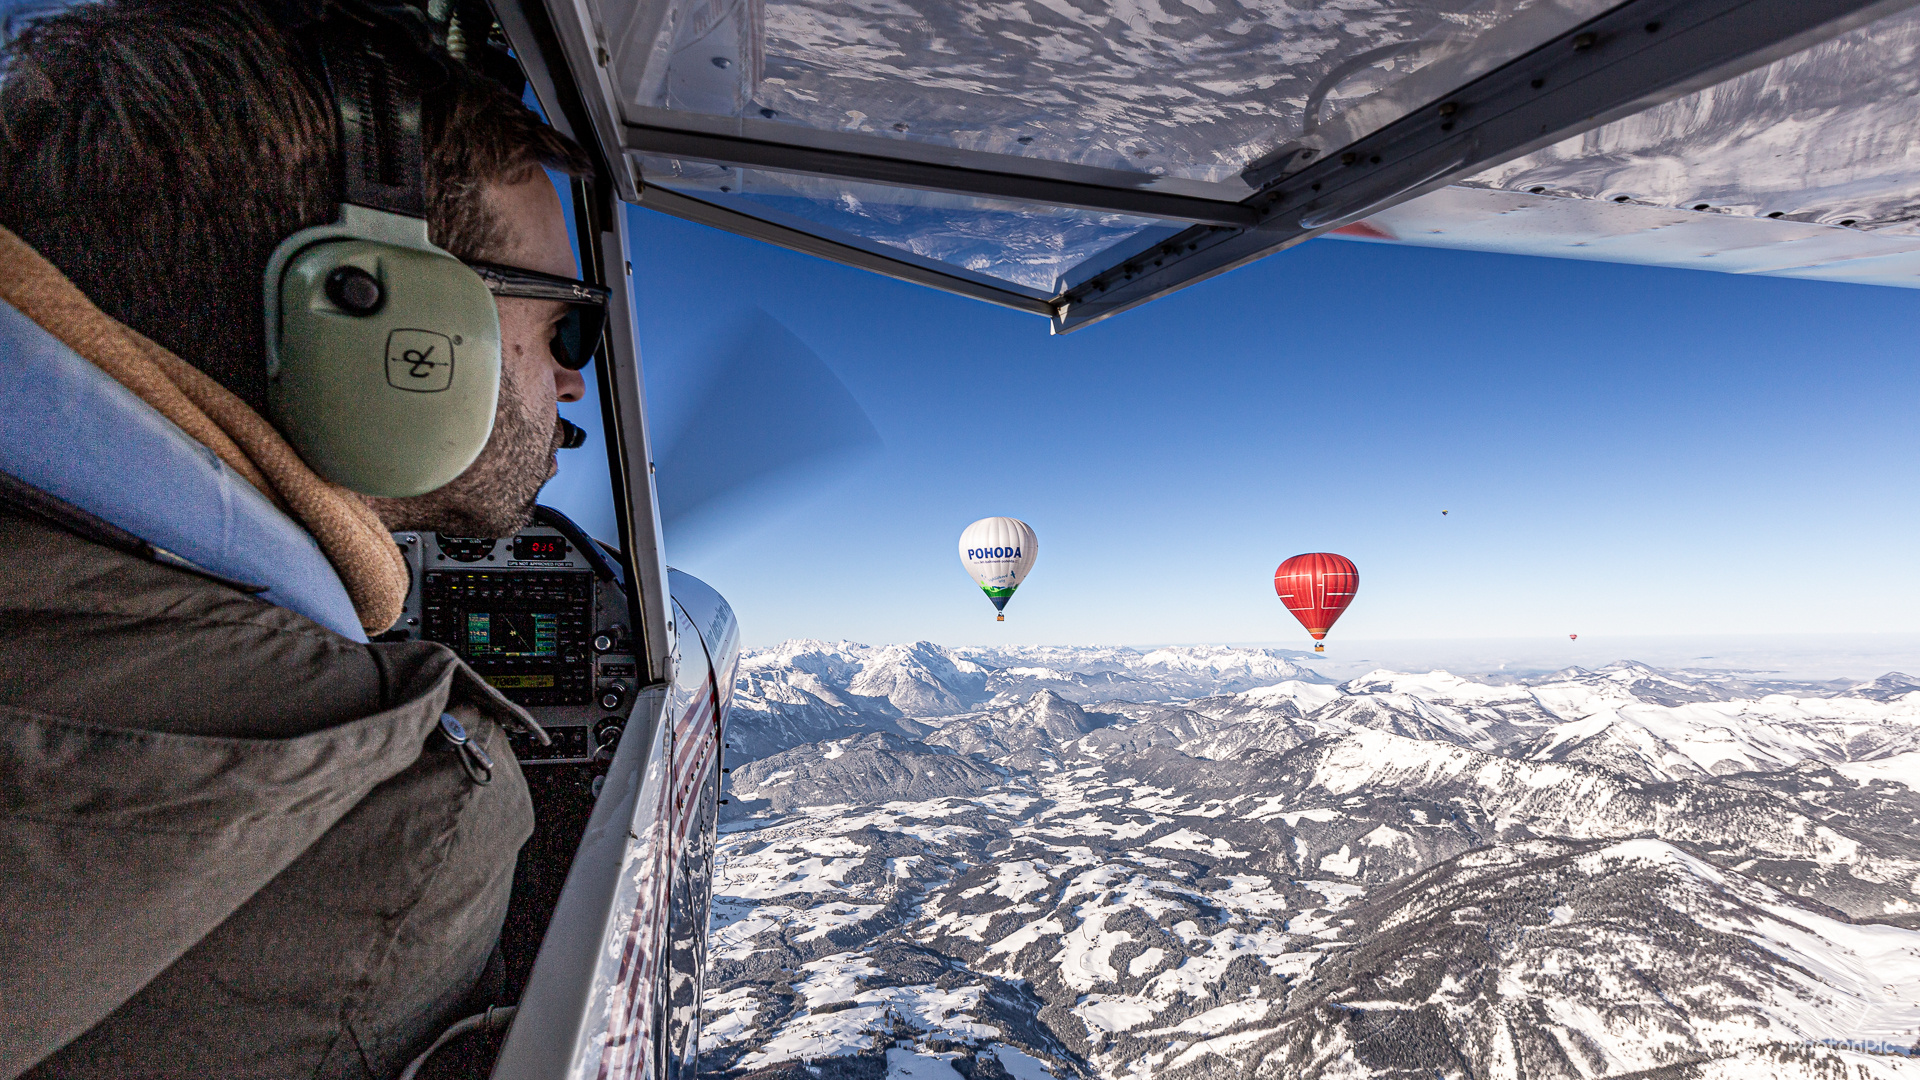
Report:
465,261,612,371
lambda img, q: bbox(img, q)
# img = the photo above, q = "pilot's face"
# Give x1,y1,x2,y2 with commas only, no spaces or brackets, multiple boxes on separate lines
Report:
366,175,589,537
488,173,590,422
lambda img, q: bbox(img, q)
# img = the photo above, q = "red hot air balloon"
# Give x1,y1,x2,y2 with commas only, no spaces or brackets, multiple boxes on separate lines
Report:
1274,553,1358,653
1570,634,1578,641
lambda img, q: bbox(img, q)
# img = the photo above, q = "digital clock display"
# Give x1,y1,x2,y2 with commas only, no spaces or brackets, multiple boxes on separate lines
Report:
512,534,567,561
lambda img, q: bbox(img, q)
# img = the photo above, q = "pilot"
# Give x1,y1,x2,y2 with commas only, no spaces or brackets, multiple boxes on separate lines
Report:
0,1,590,1076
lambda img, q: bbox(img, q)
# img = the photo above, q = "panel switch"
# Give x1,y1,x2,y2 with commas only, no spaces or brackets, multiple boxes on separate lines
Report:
600,680,628,711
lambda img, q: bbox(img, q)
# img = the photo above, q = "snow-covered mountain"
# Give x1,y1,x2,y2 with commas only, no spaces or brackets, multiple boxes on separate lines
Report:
724,641,1325,761
703,647,1920,1080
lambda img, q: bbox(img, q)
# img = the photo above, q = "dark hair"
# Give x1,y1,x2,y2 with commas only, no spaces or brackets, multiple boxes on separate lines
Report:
0,0,591,411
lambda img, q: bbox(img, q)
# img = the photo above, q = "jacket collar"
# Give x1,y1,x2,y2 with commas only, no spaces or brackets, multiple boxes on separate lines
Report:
0,298,367,640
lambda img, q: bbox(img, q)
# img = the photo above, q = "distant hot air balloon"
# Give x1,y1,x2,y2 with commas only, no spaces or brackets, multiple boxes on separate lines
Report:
1274,553,1358,653
959,517,1037,622
1570,634,1578,641
1441,510,1449,516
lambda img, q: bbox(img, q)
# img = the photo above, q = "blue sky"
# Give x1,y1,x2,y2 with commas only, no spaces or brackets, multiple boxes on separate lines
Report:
542,205,1920,652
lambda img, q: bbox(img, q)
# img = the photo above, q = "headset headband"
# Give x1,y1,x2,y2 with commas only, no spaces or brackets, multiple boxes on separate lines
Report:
320,36,426,218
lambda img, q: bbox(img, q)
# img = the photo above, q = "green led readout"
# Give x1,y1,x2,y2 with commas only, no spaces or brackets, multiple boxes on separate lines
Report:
465,612,559,658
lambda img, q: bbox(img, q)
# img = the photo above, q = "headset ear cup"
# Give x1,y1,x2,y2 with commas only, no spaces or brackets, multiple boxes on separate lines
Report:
266,224,501,498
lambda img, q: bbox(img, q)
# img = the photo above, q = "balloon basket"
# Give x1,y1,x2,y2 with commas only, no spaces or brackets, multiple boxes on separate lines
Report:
996,614,1004,622
1314,644,1324,653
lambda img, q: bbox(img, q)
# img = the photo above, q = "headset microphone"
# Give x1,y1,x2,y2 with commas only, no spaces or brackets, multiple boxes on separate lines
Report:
262,34,501,498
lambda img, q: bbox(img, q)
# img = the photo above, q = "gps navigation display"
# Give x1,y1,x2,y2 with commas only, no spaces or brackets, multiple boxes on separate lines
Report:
466,611,559,658
421,568,595,706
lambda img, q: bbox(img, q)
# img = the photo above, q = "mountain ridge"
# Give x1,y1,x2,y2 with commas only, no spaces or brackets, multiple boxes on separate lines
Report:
702,645,1920,1080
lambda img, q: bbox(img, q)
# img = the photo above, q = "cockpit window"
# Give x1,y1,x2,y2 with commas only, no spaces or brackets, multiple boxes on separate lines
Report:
599,0,1612,192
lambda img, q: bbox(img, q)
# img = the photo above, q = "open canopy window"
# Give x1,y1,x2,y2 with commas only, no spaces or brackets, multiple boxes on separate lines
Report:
607,0,1614,197
532,0,1920,329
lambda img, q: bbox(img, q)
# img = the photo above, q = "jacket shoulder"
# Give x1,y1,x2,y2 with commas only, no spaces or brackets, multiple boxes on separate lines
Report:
0,505,407,737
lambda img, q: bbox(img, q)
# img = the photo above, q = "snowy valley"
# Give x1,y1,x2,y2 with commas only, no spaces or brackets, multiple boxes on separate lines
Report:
699,642,1920,1080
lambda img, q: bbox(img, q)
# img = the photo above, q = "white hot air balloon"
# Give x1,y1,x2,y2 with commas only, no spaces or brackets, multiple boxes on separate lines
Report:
958,517,1038,622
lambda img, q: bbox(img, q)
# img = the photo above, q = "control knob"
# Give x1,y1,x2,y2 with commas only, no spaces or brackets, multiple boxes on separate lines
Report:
600,681,628,711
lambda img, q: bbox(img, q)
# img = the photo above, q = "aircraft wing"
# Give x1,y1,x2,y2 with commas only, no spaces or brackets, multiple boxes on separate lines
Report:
511,0,1920,331
1336,8,1920,290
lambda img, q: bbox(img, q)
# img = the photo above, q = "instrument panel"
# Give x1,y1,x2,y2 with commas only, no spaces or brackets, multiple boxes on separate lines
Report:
384,518,640,765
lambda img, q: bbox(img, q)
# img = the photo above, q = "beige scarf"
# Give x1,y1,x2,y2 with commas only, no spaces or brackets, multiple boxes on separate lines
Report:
0,226,408,634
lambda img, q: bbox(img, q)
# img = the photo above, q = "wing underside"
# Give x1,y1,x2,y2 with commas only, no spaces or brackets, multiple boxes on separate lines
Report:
1339,9,1920,291
522,0,1920,328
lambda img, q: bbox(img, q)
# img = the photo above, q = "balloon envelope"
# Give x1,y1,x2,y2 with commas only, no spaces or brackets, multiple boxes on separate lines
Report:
1273,553,1359,641
959,517,1037,616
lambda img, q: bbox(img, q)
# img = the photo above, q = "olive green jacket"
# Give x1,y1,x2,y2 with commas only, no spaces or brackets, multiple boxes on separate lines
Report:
0,505,537,1079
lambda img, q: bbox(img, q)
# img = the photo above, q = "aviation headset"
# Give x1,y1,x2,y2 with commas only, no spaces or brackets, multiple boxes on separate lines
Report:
262,30,502,498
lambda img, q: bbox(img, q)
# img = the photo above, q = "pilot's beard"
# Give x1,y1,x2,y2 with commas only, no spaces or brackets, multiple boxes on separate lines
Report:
366,357,560,539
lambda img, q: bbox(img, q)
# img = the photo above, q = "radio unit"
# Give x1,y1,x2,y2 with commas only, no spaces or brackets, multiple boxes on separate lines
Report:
422,569,593,706
383,509,640,766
